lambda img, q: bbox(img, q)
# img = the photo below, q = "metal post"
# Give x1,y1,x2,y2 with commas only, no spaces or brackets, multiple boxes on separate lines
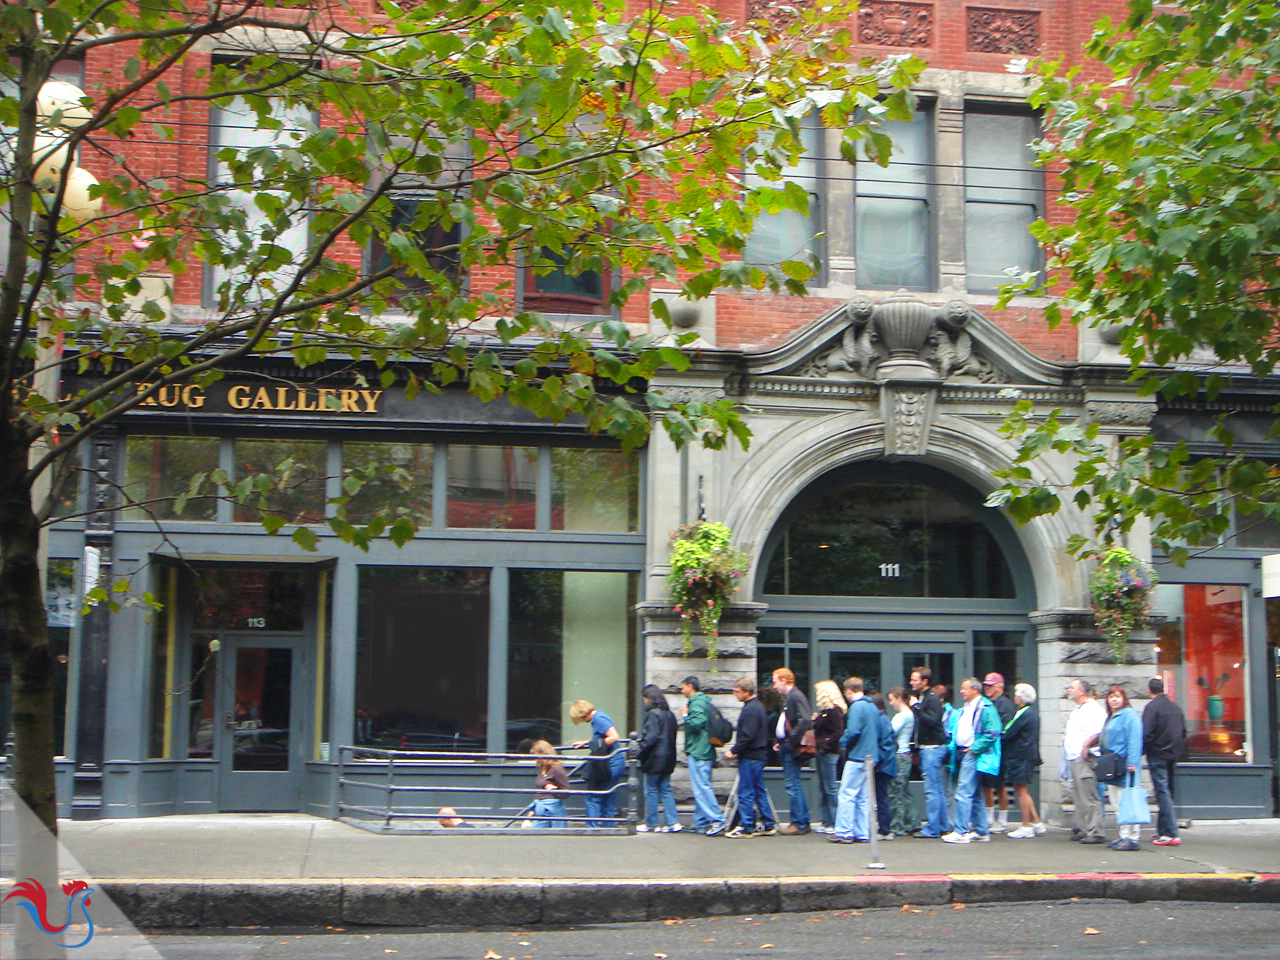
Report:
625,735,639,833
865,755,884,870
385,751,395,831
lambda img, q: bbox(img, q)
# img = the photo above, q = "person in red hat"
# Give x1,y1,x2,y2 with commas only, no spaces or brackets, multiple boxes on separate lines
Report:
980,672,1016,833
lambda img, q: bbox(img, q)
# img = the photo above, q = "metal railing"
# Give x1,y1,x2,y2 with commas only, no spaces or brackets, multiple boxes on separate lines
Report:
336,740,639,834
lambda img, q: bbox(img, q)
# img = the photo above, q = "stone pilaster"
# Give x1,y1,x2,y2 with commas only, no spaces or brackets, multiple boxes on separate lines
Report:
1030,608,1158,825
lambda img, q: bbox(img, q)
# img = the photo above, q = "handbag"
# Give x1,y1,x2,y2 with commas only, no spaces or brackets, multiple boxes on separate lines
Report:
1117,772,1152,825
797,728,818,759
1094,749,1125,784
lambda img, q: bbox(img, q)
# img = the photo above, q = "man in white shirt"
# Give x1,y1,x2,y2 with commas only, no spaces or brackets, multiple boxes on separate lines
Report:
1062,678,1107,844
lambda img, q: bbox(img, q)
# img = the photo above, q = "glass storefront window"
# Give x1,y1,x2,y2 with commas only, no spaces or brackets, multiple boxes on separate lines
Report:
973,630,1027,692
1154,583,1249,762
550,448,639,533
123,436,220,521
355,567,490,751
446,445,536,529
186,636,219,758
341,441,433,526
763,475,1016,598
507,570,637,752
233,439,326,524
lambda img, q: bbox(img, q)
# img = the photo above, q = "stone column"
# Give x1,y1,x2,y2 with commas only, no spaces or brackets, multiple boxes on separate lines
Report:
1031,608,1158,825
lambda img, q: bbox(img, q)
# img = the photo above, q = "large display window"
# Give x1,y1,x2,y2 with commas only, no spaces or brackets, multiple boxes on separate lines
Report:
1154,583,1250,762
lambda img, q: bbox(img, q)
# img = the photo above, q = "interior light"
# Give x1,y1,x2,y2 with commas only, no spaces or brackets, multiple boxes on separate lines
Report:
1233,662,1241,669
816,544,830,549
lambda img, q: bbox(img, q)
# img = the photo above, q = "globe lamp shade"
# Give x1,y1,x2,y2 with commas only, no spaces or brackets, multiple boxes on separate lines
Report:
37,80,93,130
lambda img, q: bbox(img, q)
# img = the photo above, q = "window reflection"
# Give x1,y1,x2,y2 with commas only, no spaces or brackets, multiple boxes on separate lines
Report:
550,448,639,533
1154,583,1248,762
123,436,220,521
233,439,326,524
342,441,433,526
446,445,536,529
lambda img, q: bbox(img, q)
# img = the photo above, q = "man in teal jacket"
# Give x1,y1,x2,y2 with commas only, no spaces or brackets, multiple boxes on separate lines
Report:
681,676,725,835
941,677,1003,843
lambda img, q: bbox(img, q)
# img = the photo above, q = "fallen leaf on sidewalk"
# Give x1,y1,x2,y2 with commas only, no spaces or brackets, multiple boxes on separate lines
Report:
484,950,502,959
952,903,966,910
760,944,774,949
654,953,668,958
1084,928,1100,936
701,939,717,943
899,905,922,914
663,919,684,925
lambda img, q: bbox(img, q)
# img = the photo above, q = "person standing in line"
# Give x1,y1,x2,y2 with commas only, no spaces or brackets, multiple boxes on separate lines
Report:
529,740,569,828
637,683,682,833
941,677,1002,844
569,699,626,828
828,677,880,844
1001,683,1045,838
1143,676,1186,846
980,672,1016,833
811,680,846,835
1062,678,1107,845
723,676,775,838
887,687,917,837
680,675,726,836
869,692,897,842
909,667,950,838
772,668,814,836
1101,684,1143,851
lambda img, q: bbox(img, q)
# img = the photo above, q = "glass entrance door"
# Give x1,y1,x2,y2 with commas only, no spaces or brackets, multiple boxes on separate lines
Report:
216,635,307,811
817,641,968,699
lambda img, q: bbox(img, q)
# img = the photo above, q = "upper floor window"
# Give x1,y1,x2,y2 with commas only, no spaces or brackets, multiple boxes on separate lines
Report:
964,107,1042,293
744,114,824,269
855,110,932,290
207,75,311,305
367,196,463,296
524,246,612,315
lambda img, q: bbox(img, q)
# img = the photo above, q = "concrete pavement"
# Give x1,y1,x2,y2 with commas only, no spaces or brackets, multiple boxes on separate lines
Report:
31,816,1279,929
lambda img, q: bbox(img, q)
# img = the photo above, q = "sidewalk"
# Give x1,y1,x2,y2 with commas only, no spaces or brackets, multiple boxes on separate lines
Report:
37,815,1280,928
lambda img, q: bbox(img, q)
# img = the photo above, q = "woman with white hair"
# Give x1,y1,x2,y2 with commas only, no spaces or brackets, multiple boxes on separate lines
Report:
1001,682,1044,838
811,679,846,834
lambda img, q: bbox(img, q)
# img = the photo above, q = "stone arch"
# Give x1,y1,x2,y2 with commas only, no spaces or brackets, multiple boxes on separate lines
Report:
722,413,1087,610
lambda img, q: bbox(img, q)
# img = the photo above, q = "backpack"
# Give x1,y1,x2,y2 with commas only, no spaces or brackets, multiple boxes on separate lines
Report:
706,702,735,747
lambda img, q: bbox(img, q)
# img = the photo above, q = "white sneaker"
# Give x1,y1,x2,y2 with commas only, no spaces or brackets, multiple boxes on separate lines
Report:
1007,826,1036,839
989,821,1008,833
877,832,895,842
667,823,683,833
813,825,831,834
636,824,651,833
940,831,970,844
654,825,670,833
965,831,990,842
1033,822,1047,835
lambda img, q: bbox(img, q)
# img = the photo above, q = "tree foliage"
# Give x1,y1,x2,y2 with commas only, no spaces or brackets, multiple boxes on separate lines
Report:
989,0,1280,559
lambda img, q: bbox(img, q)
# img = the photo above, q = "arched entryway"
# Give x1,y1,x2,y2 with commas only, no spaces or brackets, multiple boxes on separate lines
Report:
754,462,1037,699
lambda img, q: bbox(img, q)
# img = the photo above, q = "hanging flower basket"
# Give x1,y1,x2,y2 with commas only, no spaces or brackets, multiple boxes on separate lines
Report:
667,521,750,660
1089,546,1158,662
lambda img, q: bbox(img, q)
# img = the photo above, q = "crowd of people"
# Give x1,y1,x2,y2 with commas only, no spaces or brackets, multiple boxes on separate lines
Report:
624,668,1187,848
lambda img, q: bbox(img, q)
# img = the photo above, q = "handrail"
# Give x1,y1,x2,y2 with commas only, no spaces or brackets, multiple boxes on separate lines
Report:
335,739,640,835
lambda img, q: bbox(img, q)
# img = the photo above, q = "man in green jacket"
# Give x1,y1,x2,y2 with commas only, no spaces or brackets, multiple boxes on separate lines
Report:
681,676,726,835
941,677,1003,844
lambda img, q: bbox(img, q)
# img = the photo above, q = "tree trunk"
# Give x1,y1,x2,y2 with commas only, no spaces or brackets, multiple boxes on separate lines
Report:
0,424,64,959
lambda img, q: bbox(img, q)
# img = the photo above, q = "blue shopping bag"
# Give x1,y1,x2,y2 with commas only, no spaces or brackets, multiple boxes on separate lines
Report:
1116,773,1151,826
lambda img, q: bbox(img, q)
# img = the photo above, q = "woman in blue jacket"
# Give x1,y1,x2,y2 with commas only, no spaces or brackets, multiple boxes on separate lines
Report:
1101,684,1143,851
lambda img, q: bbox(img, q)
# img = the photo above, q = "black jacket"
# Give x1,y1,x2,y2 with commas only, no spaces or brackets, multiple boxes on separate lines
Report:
1143,694,1186,762
780,686,813,751
991,694,1015,727
638,704,678,776
813,707,845,754
911,690,947,746
732,696,770,763
1001,704,1041,764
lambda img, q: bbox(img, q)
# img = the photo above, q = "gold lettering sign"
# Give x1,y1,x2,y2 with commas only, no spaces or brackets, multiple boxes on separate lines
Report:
136,382,383,415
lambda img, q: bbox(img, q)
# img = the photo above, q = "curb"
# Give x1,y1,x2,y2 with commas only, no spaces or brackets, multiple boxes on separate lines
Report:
98,873,1280,929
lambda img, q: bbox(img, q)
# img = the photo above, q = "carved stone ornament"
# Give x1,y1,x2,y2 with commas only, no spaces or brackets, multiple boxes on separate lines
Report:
1084,400,1157,427
655,385,726,405
858,2,934,46
883,386,934,455
817,291,1004,383
746,0,818,32
967,8,1040,55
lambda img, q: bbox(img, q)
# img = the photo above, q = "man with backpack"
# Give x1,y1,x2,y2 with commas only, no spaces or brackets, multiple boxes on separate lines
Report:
681,675,727,835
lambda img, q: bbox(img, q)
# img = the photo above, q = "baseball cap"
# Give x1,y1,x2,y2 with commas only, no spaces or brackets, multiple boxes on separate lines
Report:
982,672,1004,686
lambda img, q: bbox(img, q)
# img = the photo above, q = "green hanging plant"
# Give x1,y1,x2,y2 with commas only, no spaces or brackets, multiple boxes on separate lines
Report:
1089,546,1158,662
667,521,750,659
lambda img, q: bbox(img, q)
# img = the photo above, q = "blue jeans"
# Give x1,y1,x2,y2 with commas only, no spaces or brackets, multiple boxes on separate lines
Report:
532,795,566,828
583,775,620,827
644,773,680,829
736,759,774,831
834,753,872,840
952,749,988,836
817,752,840,828
778,743,810,828
688,758,724,830
1149,759,1178,838
918,745,950,837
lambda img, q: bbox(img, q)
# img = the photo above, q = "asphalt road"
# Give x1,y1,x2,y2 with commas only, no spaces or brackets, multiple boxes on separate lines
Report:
146,900,1280,960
